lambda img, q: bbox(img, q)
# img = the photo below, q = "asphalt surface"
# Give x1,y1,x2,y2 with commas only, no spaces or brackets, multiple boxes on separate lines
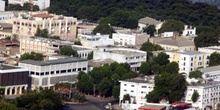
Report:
64,96,118,110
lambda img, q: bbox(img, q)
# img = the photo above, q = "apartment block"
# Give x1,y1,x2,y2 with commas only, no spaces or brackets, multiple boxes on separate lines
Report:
166,50,209,74
19,57,88,89
185,81,220,109
199,65,220,81
13,12,77,41
119,77,154,110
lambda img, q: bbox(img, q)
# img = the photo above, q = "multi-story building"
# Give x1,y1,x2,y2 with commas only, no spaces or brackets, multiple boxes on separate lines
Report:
93,47,147,71
12,12,77,41
0,12,15,23
19,57,88,89
119,77,154,109
112,32,149,47
185,81,220,109
199,65,220,81
198,46,220,54
8,0,50,10
0,0,5,11
0,23,13,39
78,34,114,48
166,50,210,74
0,63,29,96
20,37,93,59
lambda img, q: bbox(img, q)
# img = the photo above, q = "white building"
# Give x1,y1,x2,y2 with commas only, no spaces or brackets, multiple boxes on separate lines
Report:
112,32,149,46
72,45,93,59
119,77,154,110
182,25,196,37
78,34,114,48
185,81,220,109
93,47,147,71
18,57,88,89
138,17,164,35
199,65,220,81
161,32,179,38
166,50,210,74
0,12,15,23
0,0,5,11
8,0,50,10
198,46,220,54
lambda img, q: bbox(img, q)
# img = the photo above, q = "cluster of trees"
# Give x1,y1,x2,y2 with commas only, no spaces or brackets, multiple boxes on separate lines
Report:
59,45,79,57
92,23,115,35
77,62,137,98
20,52,44,61
6,2,39,11
0,89,63,110
49,0,220,30
209,52,220,66
140,42,164,60
35,28,61,40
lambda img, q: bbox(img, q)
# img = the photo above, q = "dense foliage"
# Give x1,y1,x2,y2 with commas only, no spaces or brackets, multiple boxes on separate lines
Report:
49,0,220,31
20,52,44,61
209,52,220,66
59,45,79,57
140,42,164,60
92,23,115,35
35,28,49,38
158,20,184,33
15,89,63,110
143,25,156,36
77,62,137,98
191,90,199,102
189,70,203,79
6,3,39,11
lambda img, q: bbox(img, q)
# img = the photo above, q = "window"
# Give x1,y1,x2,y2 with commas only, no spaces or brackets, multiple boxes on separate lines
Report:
124,84,127,86
78,68,81,71
124,89,127,92
56,71,60,74
45,72,49,75
61,70,66,73
191,63,193,66
184,57,186,61
30,71,34,75
83,67,86,71
131,90,134,92
131,85,134,87
142,86,147,88
40,72,44,76
67,69,71,72
191,57,193,61
51,71,54,74
72,68,76,72
36,72,39,75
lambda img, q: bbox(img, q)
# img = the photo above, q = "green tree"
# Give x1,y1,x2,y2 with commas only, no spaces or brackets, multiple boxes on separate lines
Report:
87,52,93,60
0,101,17,110
159,20,184,34
112,85,120,99
151,64,163,74
59,46,78,57
123,94,131,103
111,73,120,85
154,52,170,66
35,28,49,38
140,42,164,60
50,36,60,40
77,72,93,94
194,32,219,48
189,70,203,79
191,90,199,103
97,78,112,97
93,23,115,35
209,52,220,66
143,25,156,36
165,62,179,74
72,92,86,103
139,62,151,75
146,73,187,103
20,52,44,61
74,41,82,46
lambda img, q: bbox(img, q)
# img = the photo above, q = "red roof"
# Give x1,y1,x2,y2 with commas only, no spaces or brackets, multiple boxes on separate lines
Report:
32,14,53,18
172,102,192,107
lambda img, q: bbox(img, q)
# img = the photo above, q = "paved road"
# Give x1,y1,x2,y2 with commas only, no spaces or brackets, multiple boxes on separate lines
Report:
64,95,119,110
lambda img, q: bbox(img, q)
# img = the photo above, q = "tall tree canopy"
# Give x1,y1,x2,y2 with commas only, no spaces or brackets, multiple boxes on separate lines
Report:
20,52,44,61
59,46,79,57
158,19,184,33
209,52,220,66
92,23,115,35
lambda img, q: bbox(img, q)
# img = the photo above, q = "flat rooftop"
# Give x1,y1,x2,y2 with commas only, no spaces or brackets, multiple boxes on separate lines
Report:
88,59,115,67
139,103,167,109
179,50,204,55
109,49,146,55
0,64,21,70
189,81,220,87
199,65,220,73
121,77,154,84
20,57,87,66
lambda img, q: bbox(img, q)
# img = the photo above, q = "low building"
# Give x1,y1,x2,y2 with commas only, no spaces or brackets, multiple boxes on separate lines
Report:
160,31,179,38
199,65,220,81
78,34,114,48
138,17,164,34
185,81,220,109
72,45,93,59
150,37,196,51
112,32,149,47
0,11,15,23
18,57,88,89
93,47,147,71
0,63,29,96
0,0,5,11
166,50,209,74
88,59,115,71
0,23,13,39
198,46,220,54
119,77,154,110
13,12,77,41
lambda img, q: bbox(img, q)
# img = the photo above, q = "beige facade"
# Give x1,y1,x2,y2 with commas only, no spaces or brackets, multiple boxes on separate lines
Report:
12,12,77,41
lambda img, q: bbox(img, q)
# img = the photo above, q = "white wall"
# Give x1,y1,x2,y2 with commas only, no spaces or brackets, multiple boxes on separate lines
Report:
0,12,14,23
0,0,5,11
161,32,175,38
182,25,196,37
112,33,136,46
